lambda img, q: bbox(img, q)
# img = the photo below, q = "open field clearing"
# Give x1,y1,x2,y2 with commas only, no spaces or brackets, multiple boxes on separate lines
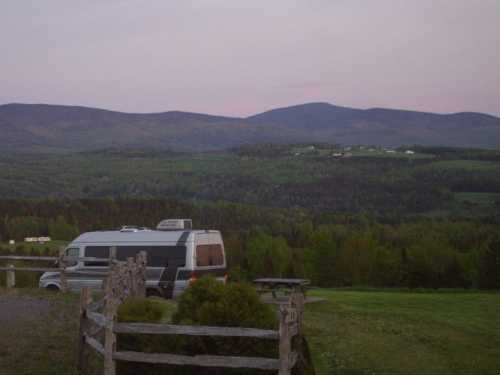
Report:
1,288,499,374
421,160,500,172
305,289,500,374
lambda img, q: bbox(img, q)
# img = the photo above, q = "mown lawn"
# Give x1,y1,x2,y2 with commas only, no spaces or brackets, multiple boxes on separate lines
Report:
305,289,500,375
0,288,499,374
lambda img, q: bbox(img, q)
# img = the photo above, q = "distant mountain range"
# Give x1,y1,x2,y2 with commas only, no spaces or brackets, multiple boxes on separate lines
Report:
2,102,500,153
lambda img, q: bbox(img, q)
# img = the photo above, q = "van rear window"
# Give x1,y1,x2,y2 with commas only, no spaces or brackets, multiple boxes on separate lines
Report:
196,244,224,267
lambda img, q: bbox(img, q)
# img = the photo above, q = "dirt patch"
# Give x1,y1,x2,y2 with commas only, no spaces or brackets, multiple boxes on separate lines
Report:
0,294,51,323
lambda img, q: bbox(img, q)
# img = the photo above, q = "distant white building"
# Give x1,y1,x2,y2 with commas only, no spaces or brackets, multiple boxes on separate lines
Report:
24,236,51,244
405,150,415,155
385,150,396,153
9,240,15,245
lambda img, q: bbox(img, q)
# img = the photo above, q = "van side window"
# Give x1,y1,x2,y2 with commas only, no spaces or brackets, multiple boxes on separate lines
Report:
116,246,186,267
65,248,79,267
84,246,110,267
196,244,224,267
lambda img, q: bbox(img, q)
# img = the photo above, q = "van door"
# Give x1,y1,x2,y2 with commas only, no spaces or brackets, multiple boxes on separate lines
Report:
81,246,110,289
63,247,81,291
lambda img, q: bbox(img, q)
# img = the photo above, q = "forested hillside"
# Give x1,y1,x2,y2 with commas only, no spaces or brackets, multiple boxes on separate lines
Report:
1,145,499,216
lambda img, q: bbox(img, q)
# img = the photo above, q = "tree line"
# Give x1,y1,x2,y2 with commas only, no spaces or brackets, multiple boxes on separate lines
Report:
0,198,499,289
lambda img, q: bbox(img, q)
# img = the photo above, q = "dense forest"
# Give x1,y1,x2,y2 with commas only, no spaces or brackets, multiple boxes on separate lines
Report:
1,197,499,290
1,145,500,217
1,144,499,289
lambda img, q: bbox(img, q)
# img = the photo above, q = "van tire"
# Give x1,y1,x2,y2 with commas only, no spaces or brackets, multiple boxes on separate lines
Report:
46,285,60,292
146,289,162,298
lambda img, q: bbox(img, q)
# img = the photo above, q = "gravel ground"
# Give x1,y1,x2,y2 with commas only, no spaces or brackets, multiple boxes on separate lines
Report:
0,293,52,323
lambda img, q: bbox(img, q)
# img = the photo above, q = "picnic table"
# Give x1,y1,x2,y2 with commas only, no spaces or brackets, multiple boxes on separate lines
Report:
253,278,310,300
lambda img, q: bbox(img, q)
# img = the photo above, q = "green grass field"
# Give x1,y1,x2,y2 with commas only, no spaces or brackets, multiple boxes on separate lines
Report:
422,160,500,172
454,192,500,206
0,288,499,374
305,289,500,375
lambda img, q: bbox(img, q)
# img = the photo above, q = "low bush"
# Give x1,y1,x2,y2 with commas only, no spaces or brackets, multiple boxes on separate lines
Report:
118,297,164,323
118,277,280,375
173,276,276,329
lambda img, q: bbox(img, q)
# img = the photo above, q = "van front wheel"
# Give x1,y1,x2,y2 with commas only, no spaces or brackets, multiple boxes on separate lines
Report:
46,285,60,292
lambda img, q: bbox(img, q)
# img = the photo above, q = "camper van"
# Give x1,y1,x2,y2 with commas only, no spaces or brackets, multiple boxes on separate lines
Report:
39,219,227,298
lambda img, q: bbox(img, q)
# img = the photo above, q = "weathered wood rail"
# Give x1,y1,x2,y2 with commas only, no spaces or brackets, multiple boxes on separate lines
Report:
0,249,119,290
78,257,305,375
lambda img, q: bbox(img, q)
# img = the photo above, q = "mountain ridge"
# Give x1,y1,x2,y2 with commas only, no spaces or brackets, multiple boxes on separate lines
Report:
1,102,500,153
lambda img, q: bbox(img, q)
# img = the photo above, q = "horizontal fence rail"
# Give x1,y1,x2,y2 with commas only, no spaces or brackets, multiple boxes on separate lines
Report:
0,267,58,272
112,351,287,370
0,251,120,290
0,255,113,263
0,255,58,261
113,322,280,339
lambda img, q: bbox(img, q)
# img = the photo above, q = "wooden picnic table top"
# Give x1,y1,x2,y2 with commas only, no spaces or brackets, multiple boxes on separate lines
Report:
253,278,310,286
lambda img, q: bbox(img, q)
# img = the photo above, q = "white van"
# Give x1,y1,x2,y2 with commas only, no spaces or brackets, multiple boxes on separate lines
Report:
39,219,227,298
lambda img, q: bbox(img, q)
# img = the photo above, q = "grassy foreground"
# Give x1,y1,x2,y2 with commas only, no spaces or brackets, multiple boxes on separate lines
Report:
0,288,499,374
306,289,500,374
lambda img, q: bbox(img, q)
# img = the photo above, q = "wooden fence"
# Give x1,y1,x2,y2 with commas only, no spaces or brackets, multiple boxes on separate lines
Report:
78,258,305,375
0,248,69,289
1,249,309,374
0,246,144,291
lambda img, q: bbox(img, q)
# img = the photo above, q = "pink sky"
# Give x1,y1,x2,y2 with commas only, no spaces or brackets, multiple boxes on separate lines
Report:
1,0,499,117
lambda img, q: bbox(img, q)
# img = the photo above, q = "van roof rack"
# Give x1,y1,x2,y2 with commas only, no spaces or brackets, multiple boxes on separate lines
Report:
156,219,193,231
119,226,151,233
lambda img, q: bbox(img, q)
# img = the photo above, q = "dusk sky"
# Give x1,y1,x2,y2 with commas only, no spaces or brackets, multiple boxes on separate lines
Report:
1,0,500,117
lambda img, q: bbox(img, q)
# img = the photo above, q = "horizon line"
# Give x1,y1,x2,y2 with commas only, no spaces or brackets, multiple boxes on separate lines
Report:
1,100,499,119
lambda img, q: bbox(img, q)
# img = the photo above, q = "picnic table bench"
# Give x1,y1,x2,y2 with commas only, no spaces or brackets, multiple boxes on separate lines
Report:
253,278,310,300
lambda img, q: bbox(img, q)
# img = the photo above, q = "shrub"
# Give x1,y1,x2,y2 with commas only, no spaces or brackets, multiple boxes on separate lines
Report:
118,278,280,375
172,276,276,329
118,297,164,323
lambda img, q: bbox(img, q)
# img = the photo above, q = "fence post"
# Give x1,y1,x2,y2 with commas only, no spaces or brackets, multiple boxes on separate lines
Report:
126,257,135,296
290,292,305,334
59,247,68,292
103,266,117,375
136,251,147,297
6,264,15,288
278,304,292,375
109,246,117,264
77,287,92,375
